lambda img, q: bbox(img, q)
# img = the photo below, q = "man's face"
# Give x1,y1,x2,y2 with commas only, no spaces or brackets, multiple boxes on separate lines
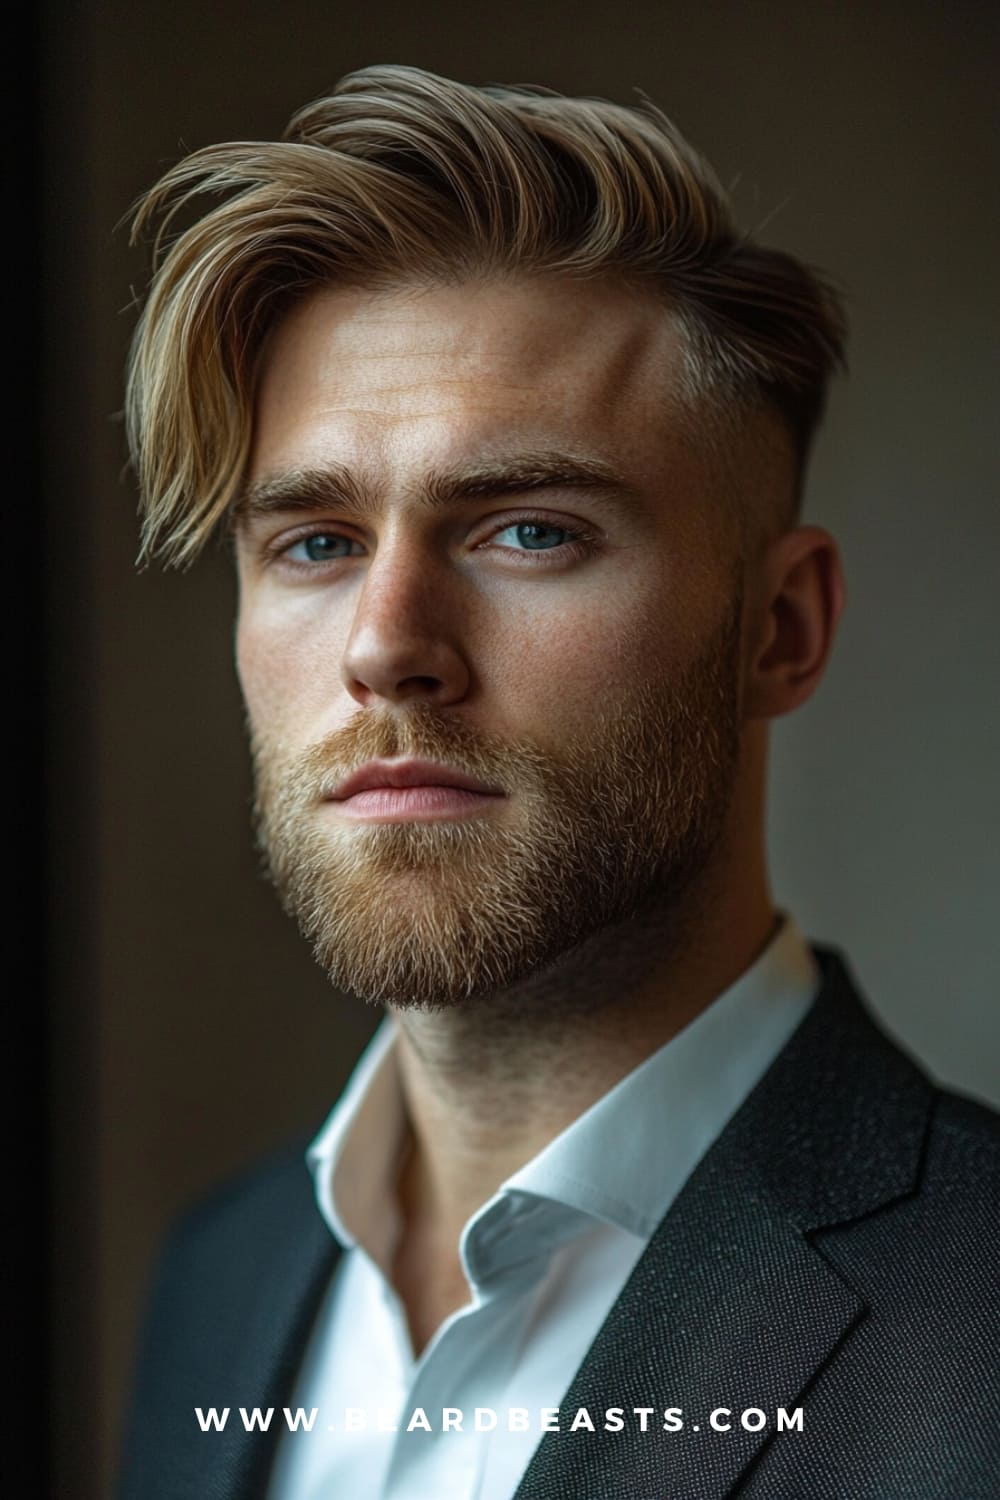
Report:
235,276,765,1010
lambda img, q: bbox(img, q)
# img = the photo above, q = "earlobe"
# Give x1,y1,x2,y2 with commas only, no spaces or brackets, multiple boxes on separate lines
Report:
744,525,846,721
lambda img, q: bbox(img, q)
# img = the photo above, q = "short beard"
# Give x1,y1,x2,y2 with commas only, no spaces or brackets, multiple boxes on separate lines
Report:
250,598,744,1012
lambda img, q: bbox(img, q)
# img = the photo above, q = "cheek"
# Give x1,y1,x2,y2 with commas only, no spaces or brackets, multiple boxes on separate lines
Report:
487,569,677,736
234,613,278,734
235,601,343,741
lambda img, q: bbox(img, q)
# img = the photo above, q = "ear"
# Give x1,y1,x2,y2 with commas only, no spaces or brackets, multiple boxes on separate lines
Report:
743,525,846,721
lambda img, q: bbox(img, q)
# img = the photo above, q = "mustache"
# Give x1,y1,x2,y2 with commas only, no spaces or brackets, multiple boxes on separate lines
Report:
251,699,558,802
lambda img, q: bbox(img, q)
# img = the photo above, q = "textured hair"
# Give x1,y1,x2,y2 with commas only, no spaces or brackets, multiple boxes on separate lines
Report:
125,63,848,568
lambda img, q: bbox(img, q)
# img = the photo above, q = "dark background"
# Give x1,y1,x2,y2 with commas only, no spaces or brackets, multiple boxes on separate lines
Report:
39,2,998,1495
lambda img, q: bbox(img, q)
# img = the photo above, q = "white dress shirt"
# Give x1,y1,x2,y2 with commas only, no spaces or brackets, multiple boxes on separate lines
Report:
266,913,820,1500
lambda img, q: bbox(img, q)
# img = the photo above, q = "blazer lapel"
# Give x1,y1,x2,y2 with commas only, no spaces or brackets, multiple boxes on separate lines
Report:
514,945,933,1500
199,1192,341,1500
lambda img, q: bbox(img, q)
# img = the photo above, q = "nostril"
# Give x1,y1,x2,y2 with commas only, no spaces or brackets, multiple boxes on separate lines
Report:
341,638,470,709
398,676,445,696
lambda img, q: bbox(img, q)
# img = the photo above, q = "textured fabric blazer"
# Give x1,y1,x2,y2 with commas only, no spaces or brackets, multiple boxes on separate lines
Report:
117,945,1000,1499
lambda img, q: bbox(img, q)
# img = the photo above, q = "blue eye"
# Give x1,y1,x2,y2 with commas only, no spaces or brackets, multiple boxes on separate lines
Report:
287,534,363,563
494,521,572,551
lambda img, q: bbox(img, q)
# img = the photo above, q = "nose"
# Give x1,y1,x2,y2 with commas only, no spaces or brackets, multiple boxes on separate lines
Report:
339,537,471,709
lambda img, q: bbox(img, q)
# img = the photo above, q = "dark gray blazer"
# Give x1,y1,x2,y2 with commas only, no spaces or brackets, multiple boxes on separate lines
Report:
118,946,1000,1499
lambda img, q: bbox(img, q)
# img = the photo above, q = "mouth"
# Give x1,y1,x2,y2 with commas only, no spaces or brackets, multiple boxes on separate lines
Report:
327,758,507,823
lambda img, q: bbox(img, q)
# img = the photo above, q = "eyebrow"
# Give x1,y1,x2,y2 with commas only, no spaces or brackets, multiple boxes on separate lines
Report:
231,449,639,529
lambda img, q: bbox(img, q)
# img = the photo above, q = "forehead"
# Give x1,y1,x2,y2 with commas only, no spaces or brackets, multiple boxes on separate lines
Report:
248,276,695,484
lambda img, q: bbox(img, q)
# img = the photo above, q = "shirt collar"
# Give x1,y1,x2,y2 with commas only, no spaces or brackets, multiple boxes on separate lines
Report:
501,912,818,1238
307,912,819,1275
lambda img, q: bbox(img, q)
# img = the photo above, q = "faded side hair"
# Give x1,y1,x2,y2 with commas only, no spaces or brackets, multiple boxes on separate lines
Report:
124,63,848,568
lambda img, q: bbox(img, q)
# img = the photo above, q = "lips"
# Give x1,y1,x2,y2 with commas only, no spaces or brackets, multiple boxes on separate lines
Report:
329,759,505,801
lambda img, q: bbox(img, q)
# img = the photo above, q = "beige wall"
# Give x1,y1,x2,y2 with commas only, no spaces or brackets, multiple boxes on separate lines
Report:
43,2,998,1494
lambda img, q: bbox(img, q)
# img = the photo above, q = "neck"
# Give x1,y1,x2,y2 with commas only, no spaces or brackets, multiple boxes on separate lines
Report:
390,831,776,1244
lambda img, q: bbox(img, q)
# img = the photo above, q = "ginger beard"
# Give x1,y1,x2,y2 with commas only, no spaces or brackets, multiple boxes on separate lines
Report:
250,596,744,1011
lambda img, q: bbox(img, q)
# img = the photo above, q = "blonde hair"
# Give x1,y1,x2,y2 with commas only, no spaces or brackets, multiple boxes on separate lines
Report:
125,63,847,567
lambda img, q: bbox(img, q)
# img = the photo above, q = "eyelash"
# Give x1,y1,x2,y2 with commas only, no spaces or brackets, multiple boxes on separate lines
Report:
264,512,601,572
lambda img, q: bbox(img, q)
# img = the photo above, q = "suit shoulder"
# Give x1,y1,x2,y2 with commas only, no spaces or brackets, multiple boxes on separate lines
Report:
159,1134,318,1275
127,1132,336,1407
118,1136,338,1499
930,1084,1000,1139
924,1084,1000,1186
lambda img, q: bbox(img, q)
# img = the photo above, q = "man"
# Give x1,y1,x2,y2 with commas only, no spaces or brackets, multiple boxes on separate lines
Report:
118,63,998,1500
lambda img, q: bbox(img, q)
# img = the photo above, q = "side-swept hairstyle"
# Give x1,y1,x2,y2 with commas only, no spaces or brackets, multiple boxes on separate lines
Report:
125,63,847,567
